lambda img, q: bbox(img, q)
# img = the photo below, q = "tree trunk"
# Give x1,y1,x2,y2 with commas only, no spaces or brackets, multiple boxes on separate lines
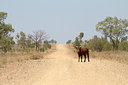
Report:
115,44,118,50
110,37,116,50
115,39,119,50
35,43,38,51
104,34,107,41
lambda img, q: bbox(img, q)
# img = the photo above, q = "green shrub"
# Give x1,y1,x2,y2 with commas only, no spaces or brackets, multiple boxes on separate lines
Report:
43,44,51,50
88,37,103,52
40,47,45,52
103,42,113,51
119,42,128,51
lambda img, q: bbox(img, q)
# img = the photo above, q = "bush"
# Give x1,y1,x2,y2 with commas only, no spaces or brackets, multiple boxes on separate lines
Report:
88,37,103,52
40,47,45,52
43,44,51,50
119,42,128,51
103,42,113,51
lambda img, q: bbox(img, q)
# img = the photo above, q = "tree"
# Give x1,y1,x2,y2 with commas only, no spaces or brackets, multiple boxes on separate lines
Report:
0,12,15,53
43,40,51,50
121,36,127,42
0,12,7,22
16,32,34,52
88,36,103,52
30,30,47,51
119,42,128,51
84,40,88,43
26,35,34,48
49,39,57,44
16,31,26,49
96,17,128,50
66,40,72,44
79,32,84,43
44,40,49,44
50,39,54,44
73,37,80,48
0,36,15,53
54,41,57,44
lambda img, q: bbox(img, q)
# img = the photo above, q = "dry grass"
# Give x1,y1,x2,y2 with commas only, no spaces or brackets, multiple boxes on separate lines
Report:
0,52,30,67
67,44,128,65
90,51,128,64
0,44,56,67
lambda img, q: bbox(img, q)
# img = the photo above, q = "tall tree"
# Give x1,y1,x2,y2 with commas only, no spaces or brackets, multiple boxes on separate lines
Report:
49,39,57,44
73,37,80,47
16,31,26,49
79,32,84,43
16,32,34,51
30,30,47,51
50,39,54,44
96,17,128,50
26,35,34,48
0,12,14,53
66,40,72,44
43,40,51,50
54,40,57,44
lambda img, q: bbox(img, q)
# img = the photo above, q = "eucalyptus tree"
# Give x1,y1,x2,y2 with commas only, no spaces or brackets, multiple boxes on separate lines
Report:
73,37,80,48
16,31,26,49
49,39,57,44
66,40,72,44
96,17,128,50
79,32,84,43
0,12,15,53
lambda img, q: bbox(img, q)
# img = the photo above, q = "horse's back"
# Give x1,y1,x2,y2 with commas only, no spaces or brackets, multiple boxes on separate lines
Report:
81,47,88,52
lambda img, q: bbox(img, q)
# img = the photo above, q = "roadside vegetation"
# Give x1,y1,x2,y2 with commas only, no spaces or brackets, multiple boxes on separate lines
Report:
0,12,57,67
66,17,128,64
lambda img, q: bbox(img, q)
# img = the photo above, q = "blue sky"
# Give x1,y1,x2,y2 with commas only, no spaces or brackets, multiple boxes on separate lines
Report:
0,0,128,43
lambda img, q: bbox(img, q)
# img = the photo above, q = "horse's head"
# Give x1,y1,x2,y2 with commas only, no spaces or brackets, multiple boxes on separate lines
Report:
75,46,81,53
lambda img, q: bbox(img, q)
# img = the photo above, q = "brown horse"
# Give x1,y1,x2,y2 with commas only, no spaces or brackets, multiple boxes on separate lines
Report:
76,46,90,62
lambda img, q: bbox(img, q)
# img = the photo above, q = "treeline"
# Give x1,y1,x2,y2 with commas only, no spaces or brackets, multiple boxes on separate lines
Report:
0,12,57,54
15,31,57,53
66,17,128,51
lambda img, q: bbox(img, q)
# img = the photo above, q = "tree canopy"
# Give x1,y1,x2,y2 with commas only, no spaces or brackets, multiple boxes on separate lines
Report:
0,12,14,53
96,17,128,50
79,32,84,43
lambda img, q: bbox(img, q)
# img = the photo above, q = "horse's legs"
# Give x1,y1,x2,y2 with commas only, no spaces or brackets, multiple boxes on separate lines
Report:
78,55,80,62
87,50,90,62
84,54,86,62
81,56,82,62
78,56,80,62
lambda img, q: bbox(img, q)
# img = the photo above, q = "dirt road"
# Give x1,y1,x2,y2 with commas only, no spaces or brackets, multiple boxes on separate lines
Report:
0,44,128,85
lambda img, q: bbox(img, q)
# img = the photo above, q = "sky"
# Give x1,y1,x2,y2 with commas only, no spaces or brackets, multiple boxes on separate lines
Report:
0,0,128,44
